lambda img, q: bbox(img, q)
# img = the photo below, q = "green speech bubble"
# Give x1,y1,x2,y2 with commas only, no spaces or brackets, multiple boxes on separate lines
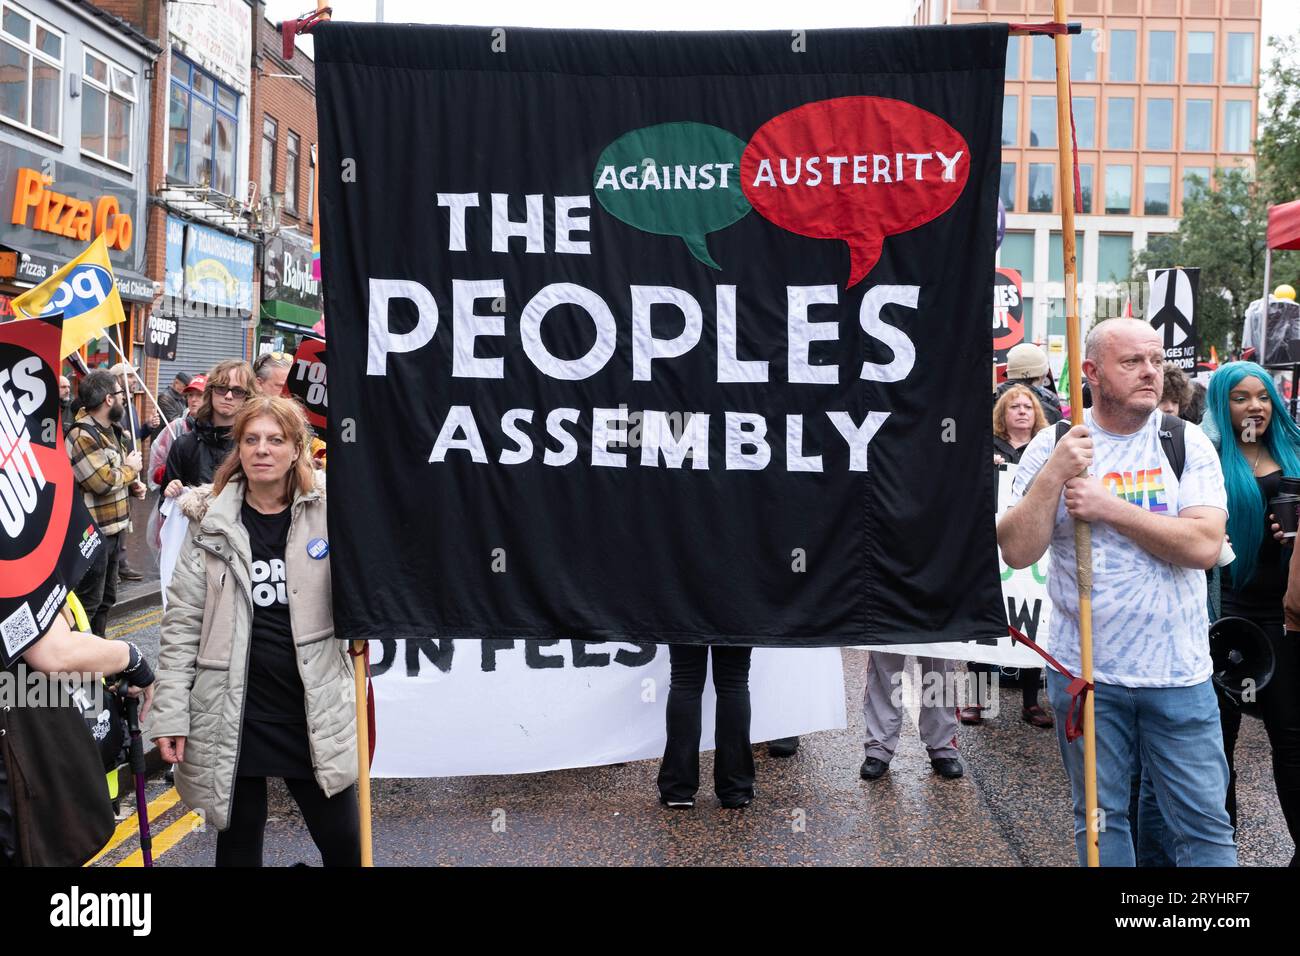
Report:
593,122,751,270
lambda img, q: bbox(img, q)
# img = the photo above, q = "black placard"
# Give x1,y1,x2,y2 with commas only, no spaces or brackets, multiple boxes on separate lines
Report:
143,313,179,361
1148,267,1200,371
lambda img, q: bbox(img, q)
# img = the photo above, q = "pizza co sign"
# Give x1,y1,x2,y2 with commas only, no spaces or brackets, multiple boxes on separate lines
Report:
9,168,134,251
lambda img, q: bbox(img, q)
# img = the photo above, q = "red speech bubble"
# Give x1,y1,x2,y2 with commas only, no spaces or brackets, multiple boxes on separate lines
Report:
741,96,970,287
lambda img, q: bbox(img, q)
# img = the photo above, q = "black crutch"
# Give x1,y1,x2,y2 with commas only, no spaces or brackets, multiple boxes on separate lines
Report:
116,685,152,867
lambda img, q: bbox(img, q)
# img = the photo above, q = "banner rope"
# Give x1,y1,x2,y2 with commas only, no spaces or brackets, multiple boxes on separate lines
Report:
1007,625,1093,742
280,7,333,59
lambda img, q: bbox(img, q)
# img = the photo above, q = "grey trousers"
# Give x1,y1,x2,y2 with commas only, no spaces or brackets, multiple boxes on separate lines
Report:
862,652,961,762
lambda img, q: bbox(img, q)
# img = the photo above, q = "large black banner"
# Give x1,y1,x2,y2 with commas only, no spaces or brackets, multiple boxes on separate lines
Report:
316,24,1007,646
1,314,100,665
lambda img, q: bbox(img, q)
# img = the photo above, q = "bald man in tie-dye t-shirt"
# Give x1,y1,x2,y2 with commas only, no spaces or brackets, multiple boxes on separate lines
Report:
998,319,1235,867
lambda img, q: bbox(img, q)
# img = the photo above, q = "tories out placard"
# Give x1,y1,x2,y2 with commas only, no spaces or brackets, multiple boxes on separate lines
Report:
1,315,100,665
315,24,1008,646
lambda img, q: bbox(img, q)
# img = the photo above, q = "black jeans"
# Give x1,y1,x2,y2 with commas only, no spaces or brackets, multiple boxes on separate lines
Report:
215,777,360,867
1217,624,1300,859
0,752,15,867
657,645,755,803
74,530,120,637
1022,668,1043,708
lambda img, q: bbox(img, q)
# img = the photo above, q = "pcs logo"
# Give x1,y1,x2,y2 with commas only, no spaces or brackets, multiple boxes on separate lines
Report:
29,264,114,319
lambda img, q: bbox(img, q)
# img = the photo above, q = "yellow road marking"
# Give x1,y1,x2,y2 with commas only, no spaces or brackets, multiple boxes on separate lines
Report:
108,612,164,640
86,788,182,866
109,608,164,630
109,608,163,630
117,810,204,867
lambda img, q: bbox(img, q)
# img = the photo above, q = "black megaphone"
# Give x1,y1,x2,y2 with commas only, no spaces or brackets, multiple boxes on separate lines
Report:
1209,616,1276,710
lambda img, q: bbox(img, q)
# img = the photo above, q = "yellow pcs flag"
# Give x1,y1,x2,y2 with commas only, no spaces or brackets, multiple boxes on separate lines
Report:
12,233,127,358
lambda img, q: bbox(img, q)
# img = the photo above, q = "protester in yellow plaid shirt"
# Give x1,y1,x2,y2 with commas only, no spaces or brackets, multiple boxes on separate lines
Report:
65,369,146,636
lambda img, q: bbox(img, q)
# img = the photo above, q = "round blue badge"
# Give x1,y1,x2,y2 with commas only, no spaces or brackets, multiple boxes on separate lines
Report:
306,538,329,559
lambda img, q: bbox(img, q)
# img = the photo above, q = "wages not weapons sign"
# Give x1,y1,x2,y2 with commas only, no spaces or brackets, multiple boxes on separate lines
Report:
1,315,100,665
316,24,1008,646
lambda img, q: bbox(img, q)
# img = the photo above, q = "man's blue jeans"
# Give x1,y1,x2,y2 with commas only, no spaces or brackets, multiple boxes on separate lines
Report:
1046,671,1236,866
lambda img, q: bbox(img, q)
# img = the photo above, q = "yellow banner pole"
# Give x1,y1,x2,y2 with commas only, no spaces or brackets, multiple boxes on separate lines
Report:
1050,3,1099,867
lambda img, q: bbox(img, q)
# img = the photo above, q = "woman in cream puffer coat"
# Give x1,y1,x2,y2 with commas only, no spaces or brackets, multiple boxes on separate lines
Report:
147,395,358,865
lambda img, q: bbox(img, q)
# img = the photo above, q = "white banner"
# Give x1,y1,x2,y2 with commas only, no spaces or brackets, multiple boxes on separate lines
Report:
889,465,1052,668
159,506,846,776
368,641,846,778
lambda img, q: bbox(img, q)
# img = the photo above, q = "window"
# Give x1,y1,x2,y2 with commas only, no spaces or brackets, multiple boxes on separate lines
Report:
168,56,239,195
1005,36,1020,80
1187,32,1214,84
1097,234,1132,283
1074,97,1095,149
1184,100,1212,152
1148,31,1175,83
81,49,135,168
1144,166,1171,215
1223,100,1252,152
1079,164,1093,214
1050,234,1081,282
1049,232,1084,283
1183,166,1210,202
1002,94,1017,146
999,162,1016,212
1028,163,1054,213
260,116,276,200
1030,96,1056,148
1104,165,1132,214
285,131,300,216
1107,97,1134,149
1000,232,1034,278
1031,35,1055,81
307,143,316,223
0,2,63,140
1226,33,1253,84
1109,29,1136,82
1049,299,1067,339
1146,98,1173,150
1071,31,1097,82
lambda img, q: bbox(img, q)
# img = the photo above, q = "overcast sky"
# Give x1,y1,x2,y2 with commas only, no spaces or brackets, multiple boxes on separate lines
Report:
266,0,1293,86
266,0,914,35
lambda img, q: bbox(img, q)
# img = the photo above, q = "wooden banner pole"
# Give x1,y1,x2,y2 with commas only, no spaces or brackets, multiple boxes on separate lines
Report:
302,0,373,869
1051,0,1100,867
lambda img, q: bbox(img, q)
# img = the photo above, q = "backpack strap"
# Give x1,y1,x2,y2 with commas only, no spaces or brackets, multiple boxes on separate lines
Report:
1053,415,1186,482
63,419,105,446
1158,413,1186,482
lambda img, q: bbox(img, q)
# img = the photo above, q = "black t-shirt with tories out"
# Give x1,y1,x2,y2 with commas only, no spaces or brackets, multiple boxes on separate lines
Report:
238,500,312,778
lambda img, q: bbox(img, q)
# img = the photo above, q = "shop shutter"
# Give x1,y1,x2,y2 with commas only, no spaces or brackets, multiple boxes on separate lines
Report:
156,312,248,384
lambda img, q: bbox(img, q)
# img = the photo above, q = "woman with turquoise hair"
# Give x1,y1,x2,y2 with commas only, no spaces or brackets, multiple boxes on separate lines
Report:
1204,360,1300,863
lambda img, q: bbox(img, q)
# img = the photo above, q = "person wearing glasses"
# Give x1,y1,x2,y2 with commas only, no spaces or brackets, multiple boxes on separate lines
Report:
253,351,294,398
66,369,147,636
162,360,254,499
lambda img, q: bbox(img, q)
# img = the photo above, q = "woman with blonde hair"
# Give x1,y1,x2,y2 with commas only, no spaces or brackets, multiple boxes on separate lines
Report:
148,395,358,866
992,383,1049,467
969,383,1053,728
